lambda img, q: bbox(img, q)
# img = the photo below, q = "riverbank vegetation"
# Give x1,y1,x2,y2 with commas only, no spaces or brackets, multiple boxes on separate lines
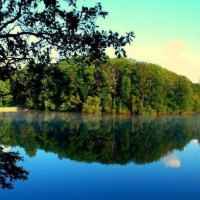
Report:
1,58,200,114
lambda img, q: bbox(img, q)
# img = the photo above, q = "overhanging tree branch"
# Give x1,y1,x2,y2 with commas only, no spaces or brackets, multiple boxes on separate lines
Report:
0,0,134,81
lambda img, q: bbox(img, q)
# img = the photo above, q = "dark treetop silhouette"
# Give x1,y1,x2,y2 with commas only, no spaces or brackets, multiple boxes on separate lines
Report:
0,146,28,189
0,0,134,80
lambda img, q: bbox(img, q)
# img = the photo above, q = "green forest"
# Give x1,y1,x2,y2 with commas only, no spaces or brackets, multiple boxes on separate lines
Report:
1,58,200,114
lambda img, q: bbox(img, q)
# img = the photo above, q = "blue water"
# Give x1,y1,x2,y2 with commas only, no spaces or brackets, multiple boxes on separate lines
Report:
0,112,200,200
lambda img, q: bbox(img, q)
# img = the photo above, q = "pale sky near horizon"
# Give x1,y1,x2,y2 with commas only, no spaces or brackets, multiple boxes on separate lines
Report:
93,0,200,83
48,0,200,82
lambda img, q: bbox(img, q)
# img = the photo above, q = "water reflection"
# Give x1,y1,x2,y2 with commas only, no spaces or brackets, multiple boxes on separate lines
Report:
0,112,200,166
0,146,28,189
162,153,181,168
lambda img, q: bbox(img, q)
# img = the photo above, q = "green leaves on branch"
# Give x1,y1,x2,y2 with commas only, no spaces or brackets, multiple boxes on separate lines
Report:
83,96,102,114
0,0,134,80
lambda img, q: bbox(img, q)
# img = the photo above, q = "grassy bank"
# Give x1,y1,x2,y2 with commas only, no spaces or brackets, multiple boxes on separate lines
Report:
0,107,29,112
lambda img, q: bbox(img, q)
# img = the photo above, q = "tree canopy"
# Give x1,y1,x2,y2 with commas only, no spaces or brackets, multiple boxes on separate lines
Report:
0,0,134,80
2,58,199,114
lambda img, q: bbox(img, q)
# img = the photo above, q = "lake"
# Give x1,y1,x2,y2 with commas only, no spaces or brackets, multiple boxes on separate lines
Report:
0,111,200,200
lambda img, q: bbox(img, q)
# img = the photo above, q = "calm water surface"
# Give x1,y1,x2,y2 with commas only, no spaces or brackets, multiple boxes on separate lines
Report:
0,112,200,200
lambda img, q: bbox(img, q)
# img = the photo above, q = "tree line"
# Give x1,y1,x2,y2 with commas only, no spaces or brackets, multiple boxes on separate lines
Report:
0,58,200,114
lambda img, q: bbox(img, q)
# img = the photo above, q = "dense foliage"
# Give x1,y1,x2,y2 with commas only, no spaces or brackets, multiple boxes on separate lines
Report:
0,146,28,189
1,58,199,114
0,0,133,80
0,80,12,106
0,112,200,164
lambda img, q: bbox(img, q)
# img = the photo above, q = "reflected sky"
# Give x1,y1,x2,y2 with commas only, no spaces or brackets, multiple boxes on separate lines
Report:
0,112,200,200
162,153,181,168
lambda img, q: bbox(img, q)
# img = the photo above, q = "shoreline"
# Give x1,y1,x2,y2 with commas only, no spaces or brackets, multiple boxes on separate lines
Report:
0,107,199,116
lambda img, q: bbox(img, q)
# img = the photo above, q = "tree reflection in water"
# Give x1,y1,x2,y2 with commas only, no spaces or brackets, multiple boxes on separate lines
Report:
0,146,28,189
0,112,200,165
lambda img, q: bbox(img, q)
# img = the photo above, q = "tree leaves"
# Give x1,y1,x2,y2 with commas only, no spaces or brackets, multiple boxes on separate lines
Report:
0,0,134,80
0,147,29,189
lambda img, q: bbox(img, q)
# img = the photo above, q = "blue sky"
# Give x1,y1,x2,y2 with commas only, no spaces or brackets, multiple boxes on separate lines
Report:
90,0,200,82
